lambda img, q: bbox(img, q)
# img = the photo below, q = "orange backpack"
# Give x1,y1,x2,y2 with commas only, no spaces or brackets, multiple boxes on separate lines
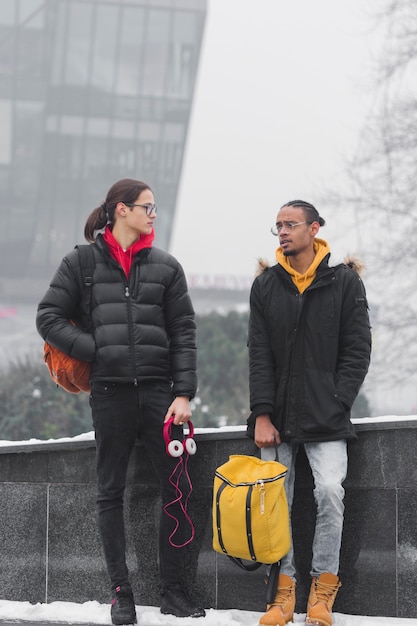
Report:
43,245,95,394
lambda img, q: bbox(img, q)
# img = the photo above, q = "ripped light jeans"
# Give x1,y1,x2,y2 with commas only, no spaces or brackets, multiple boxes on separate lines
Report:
261,440,347,579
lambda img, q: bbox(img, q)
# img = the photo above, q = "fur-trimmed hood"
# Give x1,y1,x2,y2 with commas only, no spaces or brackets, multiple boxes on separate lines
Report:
343,255,366,276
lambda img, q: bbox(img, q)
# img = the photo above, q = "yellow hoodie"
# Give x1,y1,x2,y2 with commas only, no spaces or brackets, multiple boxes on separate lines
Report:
275,238,330,293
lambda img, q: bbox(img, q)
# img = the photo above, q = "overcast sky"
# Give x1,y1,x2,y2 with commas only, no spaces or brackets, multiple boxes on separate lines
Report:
170,0,382,279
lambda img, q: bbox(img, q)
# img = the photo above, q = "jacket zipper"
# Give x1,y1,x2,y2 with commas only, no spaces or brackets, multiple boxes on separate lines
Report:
283,272,336,436
283,291,304,436
124,279,139,386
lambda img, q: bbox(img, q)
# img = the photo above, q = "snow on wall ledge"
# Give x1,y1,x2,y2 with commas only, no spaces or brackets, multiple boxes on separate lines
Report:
0,415,416,452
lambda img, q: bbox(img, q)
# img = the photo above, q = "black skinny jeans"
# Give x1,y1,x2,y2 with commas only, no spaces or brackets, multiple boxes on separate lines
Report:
90,381,192,591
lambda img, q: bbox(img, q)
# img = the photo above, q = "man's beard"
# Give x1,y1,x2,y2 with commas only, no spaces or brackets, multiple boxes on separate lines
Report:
282,248,297,257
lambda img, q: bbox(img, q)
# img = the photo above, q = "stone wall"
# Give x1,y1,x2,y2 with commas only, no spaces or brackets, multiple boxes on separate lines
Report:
0,417,416,618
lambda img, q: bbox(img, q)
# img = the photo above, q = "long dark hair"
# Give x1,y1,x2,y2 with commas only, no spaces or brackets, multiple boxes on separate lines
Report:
84,178,152,242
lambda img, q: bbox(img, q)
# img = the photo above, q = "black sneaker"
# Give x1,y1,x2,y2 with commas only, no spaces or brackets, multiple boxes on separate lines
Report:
111,584,137,625
160,585,206,618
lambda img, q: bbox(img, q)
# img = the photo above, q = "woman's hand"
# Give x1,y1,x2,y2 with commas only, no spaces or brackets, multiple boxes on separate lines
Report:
164,396,192,425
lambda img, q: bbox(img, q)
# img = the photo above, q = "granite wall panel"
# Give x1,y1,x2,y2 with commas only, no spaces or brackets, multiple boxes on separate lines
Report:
398,487,417,618
0,420,416,618
0,483,47,603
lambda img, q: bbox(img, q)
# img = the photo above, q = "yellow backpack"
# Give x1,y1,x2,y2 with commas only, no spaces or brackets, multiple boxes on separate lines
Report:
212,454,291,568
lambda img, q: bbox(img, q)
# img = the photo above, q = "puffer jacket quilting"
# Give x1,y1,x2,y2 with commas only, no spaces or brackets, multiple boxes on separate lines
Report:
36,235,197,398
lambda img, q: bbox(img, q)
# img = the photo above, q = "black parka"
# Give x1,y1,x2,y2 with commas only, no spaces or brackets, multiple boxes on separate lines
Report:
247,254,372,443
36,235,197,398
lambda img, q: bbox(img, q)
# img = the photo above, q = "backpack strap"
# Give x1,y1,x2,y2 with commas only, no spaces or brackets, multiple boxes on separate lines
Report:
74,244,96,332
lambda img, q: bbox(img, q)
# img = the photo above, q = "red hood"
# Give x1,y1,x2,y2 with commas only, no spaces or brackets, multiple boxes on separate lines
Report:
103,225,154,277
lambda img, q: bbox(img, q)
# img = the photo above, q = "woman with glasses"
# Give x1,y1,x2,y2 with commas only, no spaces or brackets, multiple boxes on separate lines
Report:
36,178,205,624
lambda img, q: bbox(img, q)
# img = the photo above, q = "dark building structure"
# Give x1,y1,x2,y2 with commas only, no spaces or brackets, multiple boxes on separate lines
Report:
0,0,206,279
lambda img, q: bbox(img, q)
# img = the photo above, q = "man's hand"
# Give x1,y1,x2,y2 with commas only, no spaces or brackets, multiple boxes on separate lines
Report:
164,396,192,425
254,414,281,448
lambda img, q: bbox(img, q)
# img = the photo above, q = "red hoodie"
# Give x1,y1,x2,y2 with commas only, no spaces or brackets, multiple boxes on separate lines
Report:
102,225,154,277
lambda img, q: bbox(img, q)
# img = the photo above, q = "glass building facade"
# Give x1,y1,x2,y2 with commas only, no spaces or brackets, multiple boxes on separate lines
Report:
0,0,206,279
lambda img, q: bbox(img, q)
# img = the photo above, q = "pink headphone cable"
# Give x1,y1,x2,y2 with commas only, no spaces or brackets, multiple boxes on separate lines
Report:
163,453,195,548
162,417,197,548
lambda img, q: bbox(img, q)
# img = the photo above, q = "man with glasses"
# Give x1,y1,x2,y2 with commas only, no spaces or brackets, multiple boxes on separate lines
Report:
247,200,371,626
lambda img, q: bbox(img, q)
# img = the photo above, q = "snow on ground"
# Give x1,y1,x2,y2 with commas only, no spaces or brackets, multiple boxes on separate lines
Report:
0,601,416,625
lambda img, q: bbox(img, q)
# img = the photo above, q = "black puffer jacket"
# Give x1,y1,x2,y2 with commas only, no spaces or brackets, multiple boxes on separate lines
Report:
247,255,372,443
36,235,197,398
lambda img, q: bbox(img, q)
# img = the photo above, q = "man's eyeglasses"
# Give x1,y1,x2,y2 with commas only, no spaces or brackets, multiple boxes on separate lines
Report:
271,221,306,236
125,203,157,216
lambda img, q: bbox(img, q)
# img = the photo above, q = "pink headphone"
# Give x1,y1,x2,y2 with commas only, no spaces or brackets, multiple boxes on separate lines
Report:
163,417,197,457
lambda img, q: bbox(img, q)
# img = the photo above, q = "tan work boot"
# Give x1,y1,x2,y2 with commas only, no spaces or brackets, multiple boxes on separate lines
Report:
306,572,341,626
259,573,295,626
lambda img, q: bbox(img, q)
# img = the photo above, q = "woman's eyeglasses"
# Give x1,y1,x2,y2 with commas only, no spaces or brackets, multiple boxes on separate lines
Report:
125,203,157,216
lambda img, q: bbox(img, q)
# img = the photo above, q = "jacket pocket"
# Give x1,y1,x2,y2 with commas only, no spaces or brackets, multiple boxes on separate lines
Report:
302,370,348,435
